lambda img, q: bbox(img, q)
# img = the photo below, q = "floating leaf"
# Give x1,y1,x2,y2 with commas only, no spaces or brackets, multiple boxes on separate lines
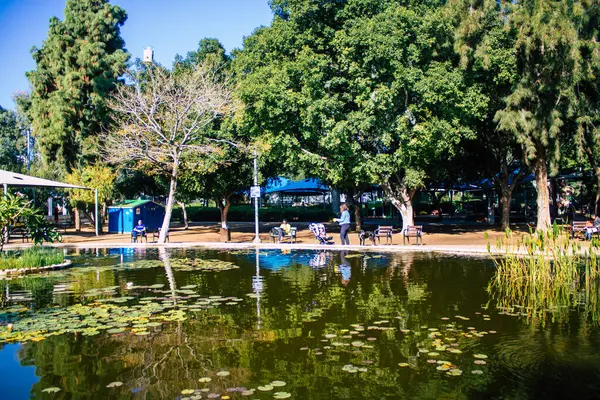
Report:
258,385,274,391
42,387,61,393
198,377,212,383
273,392,291,399
474,354,488,359
107,381,123,388
398,363,410,367
270,381,286,387
472,370,484,374
181,389,195,395
216,371,230,377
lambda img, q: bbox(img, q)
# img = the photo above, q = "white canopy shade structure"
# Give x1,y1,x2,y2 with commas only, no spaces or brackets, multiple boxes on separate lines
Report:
0,169,99,236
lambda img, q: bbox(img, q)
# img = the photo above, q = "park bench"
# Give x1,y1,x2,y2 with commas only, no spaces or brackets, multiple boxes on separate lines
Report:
9,226,30,243
571,221,599,240
152,228,170,243
403,225,423,245
270,227,297,243
375,225,394,245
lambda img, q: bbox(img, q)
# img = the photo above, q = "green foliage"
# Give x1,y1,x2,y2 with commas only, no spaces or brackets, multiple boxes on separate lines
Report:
489,227,600,325
236,0,487,223
0,193,61,251
0,106,27,172
26,0,129,173
65,164,116,208
172,204,335,223
0,247,65,271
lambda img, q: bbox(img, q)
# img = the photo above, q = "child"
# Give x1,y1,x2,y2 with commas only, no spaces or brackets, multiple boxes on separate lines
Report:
585,217,598,240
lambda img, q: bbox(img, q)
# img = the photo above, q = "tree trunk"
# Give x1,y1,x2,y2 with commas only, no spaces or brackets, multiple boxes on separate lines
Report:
533,158,551,230
344,188,362,231
353,203,362,231
382,182,415,232
216,196,231,242
159,162,178,243
177,201,189,229
499,187,513,230
594,168,600,217
74,208,81,231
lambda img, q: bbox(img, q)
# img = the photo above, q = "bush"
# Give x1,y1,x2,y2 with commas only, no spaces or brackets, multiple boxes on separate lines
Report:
0,247,65,271
172,205,335,223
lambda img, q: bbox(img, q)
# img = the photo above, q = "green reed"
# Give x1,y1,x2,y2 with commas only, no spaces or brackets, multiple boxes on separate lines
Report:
0,247,65,271
487,225,600,325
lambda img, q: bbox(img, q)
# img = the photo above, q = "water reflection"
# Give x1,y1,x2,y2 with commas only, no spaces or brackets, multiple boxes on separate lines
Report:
1,249,600,398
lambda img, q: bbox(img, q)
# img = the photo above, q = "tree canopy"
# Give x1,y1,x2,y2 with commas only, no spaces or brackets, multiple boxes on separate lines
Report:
26,0,129,174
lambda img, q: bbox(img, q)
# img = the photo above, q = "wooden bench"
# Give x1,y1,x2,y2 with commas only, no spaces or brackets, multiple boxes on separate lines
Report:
403,225,423,245
270,227,297,243
9,227,30,243
375,226,394,245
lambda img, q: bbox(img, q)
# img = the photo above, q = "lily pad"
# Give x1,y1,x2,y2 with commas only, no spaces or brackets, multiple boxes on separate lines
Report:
474,354,488,359
181,389,195,395
273,392,292,399
216,370,230,377
258,384,274,391
42,387,61,393
270,381,286,387
107,381,123,388
198,377,212,383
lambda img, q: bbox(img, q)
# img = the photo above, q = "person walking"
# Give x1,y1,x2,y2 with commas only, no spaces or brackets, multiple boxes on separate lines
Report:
334,203,351,245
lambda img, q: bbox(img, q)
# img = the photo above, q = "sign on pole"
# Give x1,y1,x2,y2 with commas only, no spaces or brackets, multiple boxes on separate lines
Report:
250,185,261,199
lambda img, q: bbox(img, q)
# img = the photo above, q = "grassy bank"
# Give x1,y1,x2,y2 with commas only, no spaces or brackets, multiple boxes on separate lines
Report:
0,247,66,271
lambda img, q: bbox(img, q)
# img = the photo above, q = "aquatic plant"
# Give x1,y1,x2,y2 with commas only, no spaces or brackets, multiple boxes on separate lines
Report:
488,227,600,324
0,247,65,271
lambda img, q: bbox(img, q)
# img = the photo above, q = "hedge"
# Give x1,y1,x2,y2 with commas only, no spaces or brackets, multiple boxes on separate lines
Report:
172,205,335,223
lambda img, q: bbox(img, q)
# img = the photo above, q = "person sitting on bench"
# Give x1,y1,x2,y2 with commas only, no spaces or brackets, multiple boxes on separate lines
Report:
585,216,600,240
132,220,147,241
278,219,292,243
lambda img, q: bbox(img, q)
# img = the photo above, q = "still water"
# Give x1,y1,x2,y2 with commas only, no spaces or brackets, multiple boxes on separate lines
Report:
1,248,600,399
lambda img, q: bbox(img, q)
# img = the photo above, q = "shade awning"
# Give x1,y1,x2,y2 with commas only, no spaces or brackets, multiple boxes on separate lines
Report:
0,169,89,190
264,178,329,196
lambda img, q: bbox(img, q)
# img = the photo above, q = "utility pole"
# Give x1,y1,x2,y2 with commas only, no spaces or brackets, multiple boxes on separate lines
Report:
253,150,260,243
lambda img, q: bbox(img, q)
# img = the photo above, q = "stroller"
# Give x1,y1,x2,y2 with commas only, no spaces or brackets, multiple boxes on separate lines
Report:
308,223,335,245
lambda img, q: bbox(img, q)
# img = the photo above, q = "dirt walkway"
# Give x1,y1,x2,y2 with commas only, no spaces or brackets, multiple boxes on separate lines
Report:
5,221,529,256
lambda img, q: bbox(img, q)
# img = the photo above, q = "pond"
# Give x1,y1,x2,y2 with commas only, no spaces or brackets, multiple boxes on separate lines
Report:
1,247,600,399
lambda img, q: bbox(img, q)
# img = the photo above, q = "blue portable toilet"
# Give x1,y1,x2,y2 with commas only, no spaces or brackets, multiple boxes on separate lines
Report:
108,200,165,234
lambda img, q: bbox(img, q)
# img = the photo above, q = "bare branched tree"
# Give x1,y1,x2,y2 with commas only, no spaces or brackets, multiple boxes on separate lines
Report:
104,62,233,243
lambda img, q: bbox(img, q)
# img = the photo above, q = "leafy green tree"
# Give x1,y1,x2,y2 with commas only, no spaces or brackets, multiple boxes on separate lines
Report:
572,3,600,215
26,0,129,174
493,0,596,230
236,0,486,231
0,106,27,172
66,164,116,231
451,0,528,229
0,193,61,251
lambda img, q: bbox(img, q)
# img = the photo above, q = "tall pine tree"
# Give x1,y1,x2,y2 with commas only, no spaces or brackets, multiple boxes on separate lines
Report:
27,0,129,174
493,0,590,230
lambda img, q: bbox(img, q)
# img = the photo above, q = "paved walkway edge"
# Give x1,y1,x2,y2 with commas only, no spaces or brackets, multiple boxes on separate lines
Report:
5,241,508,257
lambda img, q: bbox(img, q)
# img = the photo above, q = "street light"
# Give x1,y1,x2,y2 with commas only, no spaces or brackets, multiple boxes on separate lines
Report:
251,149,261,243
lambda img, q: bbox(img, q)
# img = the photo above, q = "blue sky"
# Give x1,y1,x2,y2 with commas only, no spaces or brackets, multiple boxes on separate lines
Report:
0,0,274,108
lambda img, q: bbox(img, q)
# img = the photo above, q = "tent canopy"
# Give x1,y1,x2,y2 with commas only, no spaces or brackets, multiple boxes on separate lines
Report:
264,178,329,196
0,169,89,190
